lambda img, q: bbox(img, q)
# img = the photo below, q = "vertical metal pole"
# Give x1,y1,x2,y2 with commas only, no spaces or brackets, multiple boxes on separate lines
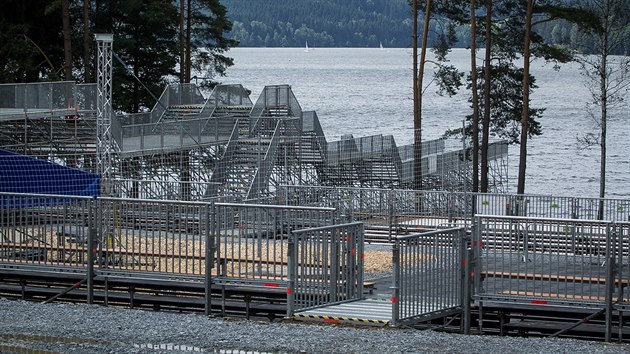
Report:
605,225,616,342
205,203,215,316
357,223,365,300
391,239,400,325
87,199,96,305
463,247,473,335
388,189,394,242
287,233,295,317
330,228,338,303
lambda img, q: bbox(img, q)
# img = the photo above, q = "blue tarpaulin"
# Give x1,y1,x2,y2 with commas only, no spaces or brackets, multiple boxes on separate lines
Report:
0,149,100,197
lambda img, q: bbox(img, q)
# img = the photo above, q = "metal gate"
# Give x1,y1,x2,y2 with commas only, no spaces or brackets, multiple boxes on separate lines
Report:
392,227,467,325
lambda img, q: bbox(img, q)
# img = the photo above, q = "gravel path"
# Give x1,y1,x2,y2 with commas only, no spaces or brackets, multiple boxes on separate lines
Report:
1,298,629,353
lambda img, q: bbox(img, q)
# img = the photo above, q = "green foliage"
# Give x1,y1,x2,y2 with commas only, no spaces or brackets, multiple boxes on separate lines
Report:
95,0,179,112
223,0,416,47
460,63,544,144
0,0,237,113
187,0,239,88
0,0,64,82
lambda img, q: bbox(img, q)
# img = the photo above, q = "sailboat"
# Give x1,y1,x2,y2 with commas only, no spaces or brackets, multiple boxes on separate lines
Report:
379,41,384,50
304,41,310,53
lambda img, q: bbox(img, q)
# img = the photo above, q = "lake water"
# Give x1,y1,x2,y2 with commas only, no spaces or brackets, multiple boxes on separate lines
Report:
221,47,629,199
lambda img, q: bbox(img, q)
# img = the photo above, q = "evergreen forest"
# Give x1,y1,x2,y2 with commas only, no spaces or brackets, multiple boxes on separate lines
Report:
223,0,630,54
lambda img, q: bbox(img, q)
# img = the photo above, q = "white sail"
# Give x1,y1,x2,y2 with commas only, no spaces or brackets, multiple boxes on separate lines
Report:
379,41,384,50
304,41,309,52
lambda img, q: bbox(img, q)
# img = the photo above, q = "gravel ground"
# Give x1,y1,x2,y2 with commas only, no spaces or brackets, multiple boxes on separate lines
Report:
1,298,630,354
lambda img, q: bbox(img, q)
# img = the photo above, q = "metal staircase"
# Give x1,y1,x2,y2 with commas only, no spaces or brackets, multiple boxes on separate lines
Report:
206,121,281,201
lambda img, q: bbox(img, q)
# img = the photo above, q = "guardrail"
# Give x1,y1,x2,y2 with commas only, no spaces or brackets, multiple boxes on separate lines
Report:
472,215,630,340
280,186,630,235
288,222,364,314
211,202,336,287
0,193,95,271
391,227,467,326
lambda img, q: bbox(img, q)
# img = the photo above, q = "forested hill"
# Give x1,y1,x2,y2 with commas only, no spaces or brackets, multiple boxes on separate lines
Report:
222,0,415,48
221,1,629,54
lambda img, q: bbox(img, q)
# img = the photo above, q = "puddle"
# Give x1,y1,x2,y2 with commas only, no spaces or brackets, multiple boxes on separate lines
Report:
0,344,59,354
0,333,106,345
1,334,282,354
134,343,205,352
133,344,282,353
0,333,107,354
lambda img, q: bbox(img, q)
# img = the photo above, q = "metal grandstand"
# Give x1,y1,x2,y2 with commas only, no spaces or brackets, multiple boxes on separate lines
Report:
0,80,508,199
0,35,507,198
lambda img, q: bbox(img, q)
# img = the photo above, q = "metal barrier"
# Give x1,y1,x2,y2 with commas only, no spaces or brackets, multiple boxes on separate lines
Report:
473,215,623,309
0,192,95,272
211,202,336,287
615,221,630,312
281,186,630,236
96,197,211,280
391,227,467,326
280,186,470,233
288,222,364,313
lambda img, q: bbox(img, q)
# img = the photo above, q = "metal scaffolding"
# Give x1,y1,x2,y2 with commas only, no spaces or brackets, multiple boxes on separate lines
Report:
95,33,117,196
0,78,509,200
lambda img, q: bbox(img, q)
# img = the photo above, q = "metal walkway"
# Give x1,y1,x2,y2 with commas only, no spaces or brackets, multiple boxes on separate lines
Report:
294,298,392,326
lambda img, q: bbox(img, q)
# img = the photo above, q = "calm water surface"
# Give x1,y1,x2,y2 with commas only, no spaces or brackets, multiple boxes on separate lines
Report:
221,47,629,198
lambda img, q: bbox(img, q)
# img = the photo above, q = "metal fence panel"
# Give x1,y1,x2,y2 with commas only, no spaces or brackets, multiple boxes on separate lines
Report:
473,215,623,308
212,202,336,287
96,197,209,280
0,193,94,272
392,227,466,325
615,222,630,311
289,222,364,312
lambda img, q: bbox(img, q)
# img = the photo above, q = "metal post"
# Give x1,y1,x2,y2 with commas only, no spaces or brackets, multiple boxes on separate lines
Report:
391,239,400,325
388,189,394,242
287,233,296,317
205,203,215,316
87,200,96,305
463,247,473,335
330,228,339,303
605,226,617,342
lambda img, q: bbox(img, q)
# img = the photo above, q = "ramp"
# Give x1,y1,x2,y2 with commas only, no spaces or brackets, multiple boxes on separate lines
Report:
294,298,391,326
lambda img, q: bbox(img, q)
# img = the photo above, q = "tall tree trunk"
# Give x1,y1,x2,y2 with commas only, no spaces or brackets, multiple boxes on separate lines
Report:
518,0,535,195
412,0,420,190
185,0,192,83
179,0,186,83
82,0,91,83
61,0,73,81
598,0,610,219
413,0,431,191
470,0,479,193
481,0,492,192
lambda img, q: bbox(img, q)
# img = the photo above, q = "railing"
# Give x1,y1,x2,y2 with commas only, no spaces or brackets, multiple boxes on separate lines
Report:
206,121,241,198
302,111,328,161
1,193,350,317
473,215,628,310
211,202,336,287
250,85,303,122
117,179,222,201
617,222,630,312
288,222,364,313
471,214,630,340
391,227,467,325
246,121,281,200
280,186,630,234
0,193,95,272
96,197,211,280
280,186,470,232
0,82,77,119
